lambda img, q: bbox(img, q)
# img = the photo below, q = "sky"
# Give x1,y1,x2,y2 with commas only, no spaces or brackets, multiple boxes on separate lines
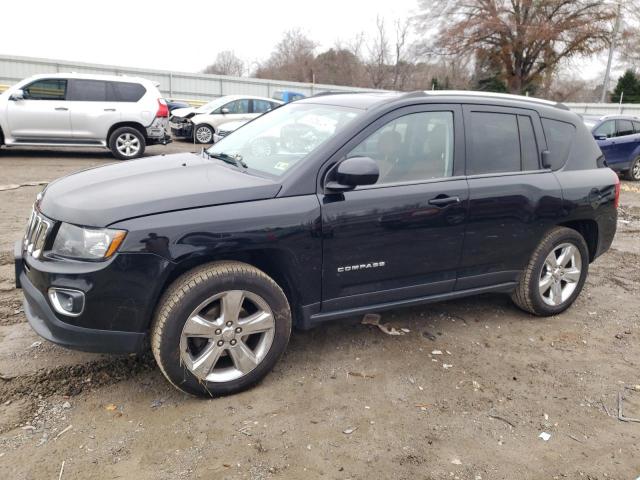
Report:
0,0,614,83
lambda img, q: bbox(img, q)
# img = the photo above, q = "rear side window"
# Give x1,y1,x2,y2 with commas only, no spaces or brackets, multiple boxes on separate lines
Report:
541,118,576,168
67,80,108,101
633,121,640,133
467,112,540,174
252,99,274,113
110,82,146,102
617,119,634,137
23,79,67,100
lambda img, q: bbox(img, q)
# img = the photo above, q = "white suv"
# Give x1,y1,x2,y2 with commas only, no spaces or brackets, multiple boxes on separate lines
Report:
0,73,170,159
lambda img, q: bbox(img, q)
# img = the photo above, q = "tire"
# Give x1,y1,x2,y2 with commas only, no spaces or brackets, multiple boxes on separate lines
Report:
625,156,640,181
511,227,589,316
194,124,214,144
151,261,292,397
108,127,146,160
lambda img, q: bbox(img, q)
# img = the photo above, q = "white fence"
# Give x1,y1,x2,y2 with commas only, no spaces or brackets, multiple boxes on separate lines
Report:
0,54,379,103
564,102,640,116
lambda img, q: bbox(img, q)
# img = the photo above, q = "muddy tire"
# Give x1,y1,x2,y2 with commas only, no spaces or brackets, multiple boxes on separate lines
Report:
511,227,589,316
151,261,291,397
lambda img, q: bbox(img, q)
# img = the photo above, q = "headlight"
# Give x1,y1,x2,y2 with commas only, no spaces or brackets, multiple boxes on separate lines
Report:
51,223,127,260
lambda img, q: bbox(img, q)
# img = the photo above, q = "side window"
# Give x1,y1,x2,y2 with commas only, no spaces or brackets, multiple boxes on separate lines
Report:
23,79,67,100
223,99,250,114
541,118,576,168
593,120,615,138
617,119,634,137
348,111,454,185
518,115,540,171
252,99,273,113
467,112,521,174
633,121,640,133
110,82,146,102
67,80,108,101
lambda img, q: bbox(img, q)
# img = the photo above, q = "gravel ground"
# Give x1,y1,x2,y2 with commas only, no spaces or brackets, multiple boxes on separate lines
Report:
0,141,639,479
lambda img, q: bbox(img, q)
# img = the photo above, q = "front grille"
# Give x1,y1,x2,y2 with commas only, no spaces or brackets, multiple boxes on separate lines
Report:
23,208,54,259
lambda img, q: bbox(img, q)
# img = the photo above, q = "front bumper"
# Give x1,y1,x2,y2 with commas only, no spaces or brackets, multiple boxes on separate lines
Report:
14,241,170,354
170,123,193,138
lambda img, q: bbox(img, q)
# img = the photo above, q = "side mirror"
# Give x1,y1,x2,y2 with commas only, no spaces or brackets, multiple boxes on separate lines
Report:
541,150,552,169
221,107,230,114
9,89,24,101
594,134,607,141
325,156,379,192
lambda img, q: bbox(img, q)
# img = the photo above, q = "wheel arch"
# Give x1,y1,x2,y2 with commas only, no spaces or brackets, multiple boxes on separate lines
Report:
557,219,599,262
155,249,301,326
107,122,147,142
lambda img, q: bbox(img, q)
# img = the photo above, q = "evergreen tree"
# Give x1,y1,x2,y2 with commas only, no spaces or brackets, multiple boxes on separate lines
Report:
611,70,640,103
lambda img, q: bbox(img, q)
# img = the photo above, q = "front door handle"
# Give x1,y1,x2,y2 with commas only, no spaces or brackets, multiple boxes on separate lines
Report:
428,196,461,207
54,107,68,111
104,108,116,112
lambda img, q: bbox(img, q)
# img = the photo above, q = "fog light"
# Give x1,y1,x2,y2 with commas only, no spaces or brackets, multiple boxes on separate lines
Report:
48,288,85,317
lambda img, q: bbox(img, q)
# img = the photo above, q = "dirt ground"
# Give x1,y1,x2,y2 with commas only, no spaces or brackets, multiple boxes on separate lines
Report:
0,141,639,480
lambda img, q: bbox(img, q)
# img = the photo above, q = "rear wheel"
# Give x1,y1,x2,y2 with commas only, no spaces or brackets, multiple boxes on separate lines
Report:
194,124,214,144
512,227,589,316
109,127,146,160
151,261,292,397
626,156,640,181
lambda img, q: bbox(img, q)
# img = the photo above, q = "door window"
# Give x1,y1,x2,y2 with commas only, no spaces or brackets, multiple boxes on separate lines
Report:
348,111,454,184
616,119,634,137
593,120,615,138
221,99,250,114
633,120,640,133
252,99,274,113
23,79,67,100
67,80,108,101
467,112,540,174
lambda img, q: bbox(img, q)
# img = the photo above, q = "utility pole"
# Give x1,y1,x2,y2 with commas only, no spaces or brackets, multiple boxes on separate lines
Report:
601,0,622,103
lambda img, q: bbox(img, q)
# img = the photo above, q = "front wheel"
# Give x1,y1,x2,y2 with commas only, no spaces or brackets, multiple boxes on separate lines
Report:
194,124,214,144
626,156,640,181
512,227,589,316
151,261,292,397
109,127,146,160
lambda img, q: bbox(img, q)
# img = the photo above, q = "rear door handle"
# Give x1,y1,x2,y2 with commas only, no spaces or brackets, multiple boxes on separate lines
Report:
104,108,116,112
428,196,461,207
54,107,68,111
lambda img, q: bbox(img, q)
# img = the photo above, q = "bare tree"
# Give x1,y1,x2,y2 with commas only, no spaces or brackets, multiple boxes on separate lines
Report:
391,19,412,90
203,51,245,77
415,0,618,94
364,16,390,89
255,29,317,83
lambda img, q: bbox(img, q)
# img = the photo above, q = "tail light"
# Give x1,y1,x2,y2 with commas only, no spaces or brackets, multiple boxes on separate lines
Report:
614,173,621,209
156,99,169,118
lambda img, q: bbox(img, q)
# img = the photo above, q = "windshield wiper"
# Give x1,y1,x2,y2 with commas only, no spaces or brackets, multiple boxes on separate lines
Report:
203,149,248,170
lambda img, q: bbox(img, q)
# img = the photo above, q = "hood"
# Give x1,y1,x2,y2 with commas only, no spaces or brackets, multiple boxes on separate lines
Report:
170,107,198,118
39,153,281,227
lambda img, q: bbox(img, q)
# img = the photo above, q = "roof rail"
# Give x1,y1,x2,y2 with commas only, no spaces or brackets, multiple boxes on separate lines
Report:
421,90,569,110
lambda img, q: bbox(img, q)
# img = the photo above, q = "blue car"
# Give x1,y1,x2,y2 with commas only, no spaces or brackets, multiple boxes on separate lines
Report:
583,114,640,180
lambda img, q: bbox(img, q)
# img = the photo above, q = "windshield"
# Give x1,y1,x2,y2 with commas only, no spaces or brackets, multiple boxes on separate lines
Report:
195,97,227,113
206,103,362,176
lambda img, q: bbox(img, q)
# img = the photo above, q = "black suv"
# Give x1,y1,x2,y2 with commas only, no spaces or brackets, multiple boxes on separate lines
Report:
14,91,619,397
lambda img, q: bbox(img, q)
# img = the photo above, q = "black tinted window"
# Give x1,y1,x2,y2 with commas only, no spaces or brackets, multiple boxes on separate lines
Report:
110,82,145,102
518,115,539,171
617,119,634,137
468,112,521,174
23,79,66,100
541,118,576,168
68,80,108,101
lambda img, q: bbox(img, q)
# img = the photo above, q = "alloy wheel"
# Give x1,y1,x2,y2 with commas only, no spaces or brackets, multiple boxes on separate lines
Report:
195,126,213,143
116,133,141,157
179,290,275,382
538,243,582,306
